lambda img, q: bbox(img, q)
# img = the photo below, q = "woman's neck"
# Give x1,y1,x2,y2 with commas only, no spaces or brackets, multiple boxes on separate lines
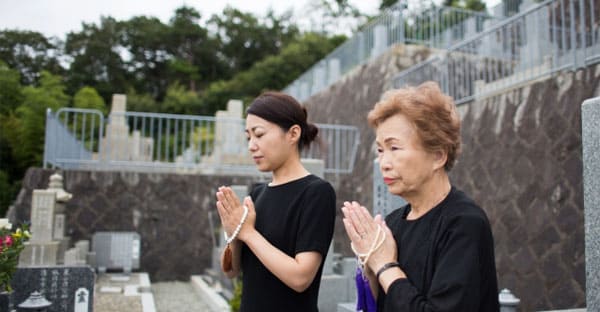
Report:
271,155,310,186
405,172,451,220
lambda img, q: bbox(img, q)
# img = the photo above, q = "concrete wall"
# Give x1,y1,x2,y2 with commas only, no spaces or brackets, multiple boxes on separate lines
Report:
13,168,261,281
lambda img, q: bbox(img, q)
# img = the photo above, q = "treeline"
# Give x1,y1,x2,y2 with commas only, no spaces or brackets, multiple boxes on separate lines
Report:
0,5,349,215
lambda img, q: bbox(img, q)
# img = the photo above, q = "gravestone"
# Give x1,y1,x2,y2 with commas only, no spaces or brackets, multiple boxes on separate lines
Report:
11,266,95,312
98,94,154,162
204,100,252,167
92,232,141,272
19,190,60,266
372,159,406,217
582,97,600,311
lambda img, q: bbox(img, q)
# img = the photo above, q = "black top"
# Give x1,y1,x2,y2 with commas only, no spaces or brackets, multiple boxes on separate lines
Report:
377,186,499,312
240,174,336,312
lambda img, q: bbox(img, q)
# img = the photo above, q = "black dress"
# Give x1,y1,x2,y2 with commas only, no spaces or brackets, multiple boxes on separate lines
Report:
240,174,336,312
377,186,500,312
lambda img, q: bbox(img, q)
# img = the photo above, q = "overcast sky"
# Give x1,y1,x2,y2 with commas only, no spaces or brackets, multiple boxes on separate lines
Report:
0,0,380,39
0,0,502,39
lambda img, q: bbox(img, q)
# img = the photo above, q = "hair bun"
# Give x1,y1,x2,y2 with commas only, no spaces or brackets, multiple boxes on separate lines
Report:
302,122,319,148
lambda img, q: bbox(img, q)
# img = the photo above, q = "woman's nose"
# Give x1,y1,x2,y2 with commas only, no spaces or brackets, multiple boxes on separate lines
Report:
248,139,257,151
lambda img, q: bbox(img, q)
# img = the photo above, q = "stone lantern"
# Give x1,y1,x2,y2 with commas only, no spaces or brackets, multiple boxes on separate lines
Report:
17,291,52,311
46,173,72,264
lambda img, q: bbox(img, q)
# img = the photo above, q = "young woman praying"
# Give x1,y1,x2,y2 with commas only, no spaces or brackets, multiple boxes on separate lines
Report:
215,91,336,312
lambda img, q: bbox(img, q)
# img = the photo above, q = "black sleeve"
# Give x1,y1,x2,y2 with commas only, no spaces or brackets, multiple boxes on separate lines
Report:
384,214,489,312
294,180,336,256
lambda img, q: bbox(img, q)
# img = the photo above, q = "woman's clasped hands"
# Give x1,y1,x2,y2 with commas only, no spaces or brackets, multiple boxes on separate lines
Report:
216,186,256,242
341,201,397,274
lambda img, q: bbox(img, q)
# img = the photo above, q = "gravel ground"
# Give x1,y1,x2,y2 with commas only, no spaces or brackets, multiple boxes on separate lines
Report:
152,281,213,312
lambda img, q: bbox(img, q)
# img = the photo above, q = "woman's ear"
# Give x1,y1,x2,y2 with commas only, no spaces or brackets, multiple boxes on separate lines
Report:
432,150,448,171
287,124,302,145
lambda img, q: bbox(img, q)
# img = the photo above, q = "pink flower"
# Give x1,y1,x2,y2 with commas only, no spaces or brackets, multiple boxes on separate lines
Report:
3,235,12,247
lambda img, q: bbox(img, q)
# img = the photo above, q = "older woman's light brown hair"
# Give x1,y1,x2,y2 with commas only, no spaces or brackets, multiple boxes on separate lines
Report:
367,81,461,171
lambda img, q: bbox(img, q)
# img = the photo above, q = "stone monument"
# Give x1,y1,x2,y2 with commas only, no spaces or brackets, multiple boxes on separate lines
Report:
582,97,600,311
20,173,74,266
19,190,60,266
97,94,153,162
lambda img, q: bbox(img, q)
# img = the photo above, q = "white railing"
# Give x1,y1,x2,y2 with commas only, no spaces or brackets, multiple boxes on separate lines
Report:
43,108,360,175
283,2,497,102
392,0,600,104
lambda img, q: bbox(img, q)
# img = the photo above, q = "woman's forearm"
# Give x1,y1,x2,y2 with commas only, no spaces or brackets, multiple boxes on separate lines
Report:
242,229,321,293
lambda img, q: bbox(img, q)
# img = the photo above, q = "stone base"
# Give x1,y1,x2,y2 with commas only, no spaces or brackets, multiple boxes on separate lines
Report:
56,237,71,264
18,241,59,266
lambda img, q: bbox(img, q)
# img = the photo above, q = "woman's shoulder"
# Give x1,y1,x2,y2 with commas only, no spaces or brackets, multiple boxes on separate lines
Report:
441,187,492,231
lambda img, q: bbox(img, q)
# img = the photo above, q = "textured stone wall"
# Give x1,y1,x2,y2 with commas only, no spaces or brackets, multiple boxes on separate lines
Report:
450,69,599,311
302,45,599,310
13,168,260,281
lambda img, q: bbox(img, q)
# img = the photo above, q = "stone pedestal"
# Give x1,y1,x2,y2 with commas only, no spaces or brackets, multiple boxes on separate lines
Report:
18,242,59,266
582,98,600,311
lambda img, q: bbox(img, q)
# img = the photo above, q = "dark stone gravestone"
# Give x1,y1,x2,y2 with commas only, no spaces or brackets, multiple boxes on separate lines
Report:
10,266,94,312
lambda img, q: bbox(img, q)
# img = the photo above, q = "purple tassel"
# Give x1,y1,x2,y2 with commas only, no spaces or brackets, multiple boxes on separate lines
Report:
355,267,377,312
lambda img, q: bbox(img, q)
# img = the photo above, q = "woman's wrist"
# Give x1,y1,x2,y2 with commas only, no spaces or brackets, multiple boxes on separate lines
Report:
374,262,406,293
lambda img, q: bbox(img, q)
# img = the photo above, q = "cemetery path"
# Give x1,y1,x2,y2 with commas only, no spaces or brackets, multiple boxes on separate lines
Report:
152,281,213,312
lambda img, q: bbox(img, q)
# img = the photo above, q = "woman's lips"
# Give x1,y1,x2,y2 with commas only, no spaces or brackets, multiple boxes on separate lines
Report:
383,177,395,185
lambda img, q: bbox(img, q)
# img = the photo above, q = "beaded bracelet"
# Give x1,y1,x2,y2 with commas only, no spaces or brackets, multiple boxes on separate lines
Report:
376,262,401,280
223,205,249,244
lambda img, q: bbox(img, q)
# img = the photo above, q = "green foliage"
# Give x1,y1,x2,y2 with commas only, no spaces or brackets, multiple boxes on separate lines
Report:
161,82,201,114
0,171,12,217
64,17,130,102
0,60,23,115
443,0,487,11
13,71,69,168
0,222,30,292
73,86,107,113
379,0,399,10
126,89,160,113
229,278,242,312
198,32,345,115
0,30,63,84
208,7,299,74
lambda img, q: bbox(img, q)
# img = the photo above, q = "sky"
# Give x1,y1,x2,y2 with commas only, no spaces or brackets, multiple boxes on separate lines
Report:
0,0,379,39
0,0,502,39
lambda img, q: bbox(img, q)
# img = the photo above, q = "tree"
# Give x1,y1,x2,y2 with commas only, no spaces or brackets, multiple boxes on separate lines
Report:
64,17,130,103
166,6,226,92
198,32,345,115
73,86,106,112
0,30,64,85
443,0,486,11
120,16,171,100
0,60,24,115
11,71,69,168
126,89,160,113
161,82,201,114
208,7,299,74
380,0,400,11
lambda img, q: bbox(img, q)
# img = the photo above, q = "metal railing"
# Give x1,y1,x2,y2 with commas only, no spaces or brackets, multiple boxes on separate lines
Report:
283,2,498,102
392,0,600,105
43,108,360,175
